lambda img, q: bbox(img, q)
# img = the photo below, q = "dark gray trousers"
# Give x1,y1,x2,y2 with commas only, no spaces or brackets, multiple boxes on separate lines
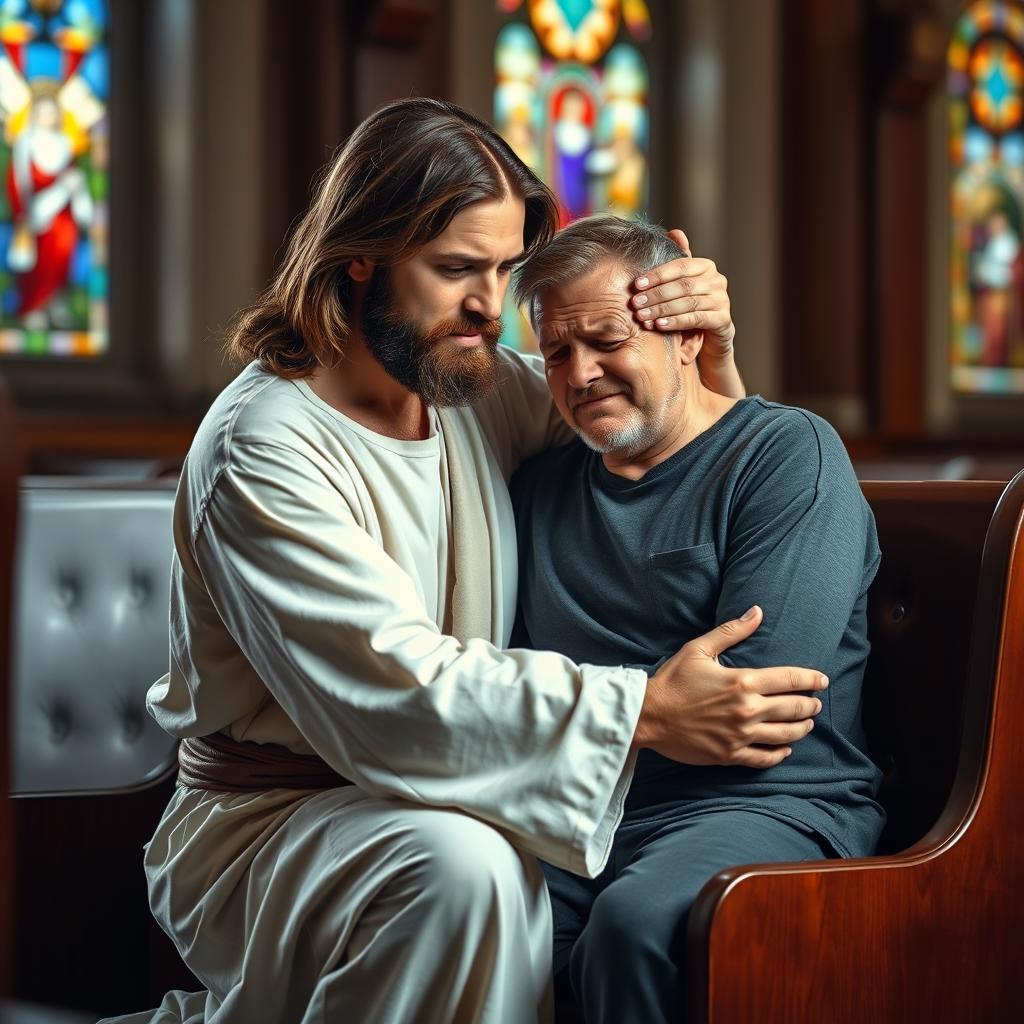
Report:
543,806,834,1024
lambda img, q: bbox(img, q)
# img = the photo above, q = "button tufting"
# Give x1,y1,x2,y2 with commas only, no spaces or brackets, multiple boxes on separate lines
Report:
891,603,907,623
56,574,79,609
122,709,143,742
49,705,72,743
130,574,150,606
15,484,178,794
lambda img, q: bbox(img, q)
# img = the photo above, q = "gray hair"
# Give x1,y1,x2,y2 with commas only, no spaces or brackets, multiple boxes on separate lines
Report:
513,214,687,329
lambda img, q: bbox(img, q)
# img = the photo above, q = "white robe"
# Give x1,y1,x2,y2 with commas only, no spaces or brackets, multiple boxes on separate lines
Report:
108,347,648,1023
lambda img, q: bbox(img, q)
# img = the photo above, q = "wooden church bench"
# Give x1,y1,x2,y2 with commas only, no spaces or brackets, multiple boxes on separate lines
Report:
685,473,1024,1023
5,459,1021,1019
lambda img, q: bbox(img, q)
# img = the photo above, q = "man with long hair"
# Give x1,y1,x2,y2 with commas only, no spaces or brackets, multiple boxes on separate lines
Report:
108,99,826,1024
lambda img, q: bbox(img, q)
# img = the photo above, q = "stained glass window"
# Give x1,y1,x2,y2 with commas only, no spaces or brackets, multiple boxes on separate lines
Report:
494,0,651,350
950,0,1024,393
0,0,108,360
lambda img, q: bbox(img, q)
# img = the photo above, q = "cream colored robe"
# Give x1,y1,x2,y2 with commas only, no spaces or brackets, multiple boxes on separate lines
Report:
108,347,649,1023
150,346,646,876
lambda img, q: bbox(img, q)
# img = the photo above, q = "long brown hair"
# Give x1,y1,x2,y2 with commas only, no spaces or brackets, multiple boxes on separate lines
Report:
227,98,559,378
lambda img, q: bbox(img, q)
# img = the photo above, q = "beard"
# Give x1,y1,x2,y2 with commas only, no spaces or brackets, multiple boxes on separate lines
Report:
575,407,656,455
571,364,683,456
361,270,503,407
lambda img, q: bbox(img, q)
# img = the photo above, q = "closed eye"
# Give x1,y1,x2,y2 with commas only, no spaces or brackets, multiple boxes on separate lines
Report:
439,263,516,279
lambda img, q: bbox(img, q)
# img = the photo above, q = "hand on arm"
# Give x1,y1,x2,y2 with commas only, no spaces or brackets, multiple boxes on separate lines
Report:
192,439,647,873
633,606,827,769
630,227,744,399
641,416,875,771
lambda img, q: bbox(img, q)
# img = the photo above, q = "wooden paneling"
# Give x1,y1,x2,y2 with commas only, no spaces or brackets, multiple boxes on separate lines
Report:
12,779,197,1016
873,107,927,438
779,0,866,425
16,417,198,471
0,383,19,997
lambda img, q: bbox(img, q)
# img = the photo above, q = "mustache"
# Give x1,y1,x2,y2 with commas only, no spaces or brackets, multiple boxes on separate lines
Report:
570,383,627,410
423,316,503,345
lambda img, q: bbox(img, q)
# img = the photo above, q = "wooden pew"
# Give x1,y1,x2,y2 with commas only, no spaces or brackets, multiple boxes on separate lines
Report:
6,461,1021,1016
686,474,1024,1023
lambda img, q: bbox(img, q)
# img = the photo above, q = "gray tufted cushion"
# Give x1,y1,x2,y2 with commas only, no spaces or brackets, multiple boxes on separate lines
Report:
0,999,97,1023
11,480,178,796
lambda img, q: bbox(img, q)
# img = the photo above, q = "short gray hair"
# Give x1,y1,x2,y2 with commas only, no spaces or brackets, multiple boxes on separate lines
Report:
513,214,686,329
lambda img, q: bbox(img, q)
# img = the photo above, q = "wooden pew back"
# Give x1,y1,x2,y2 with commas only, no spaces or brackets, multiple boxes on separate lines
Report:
687,472,1024,1022
860,480,1005,853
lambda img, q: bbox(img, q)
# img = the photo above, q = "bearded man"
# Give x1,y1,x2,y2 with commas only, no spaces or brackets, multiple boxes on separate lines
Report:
511,215,885,1023
104,99,828,1024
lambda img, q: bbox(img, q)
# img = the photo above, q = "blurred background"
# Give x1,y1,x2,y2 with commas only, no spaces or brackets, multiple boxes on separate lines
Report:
2,3,1023,1018
0,0,1022,479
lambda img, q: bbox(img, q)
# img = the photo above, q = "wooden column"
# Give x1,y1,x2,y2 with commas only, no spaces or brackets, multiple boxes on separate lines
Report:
0,380,18,998
779,0,867,432
869,5,945,439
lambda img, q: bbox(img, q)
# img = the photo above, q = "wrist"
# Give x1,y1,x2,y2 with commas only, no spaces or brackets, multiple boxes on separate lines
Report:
699,339,736,366
632,674,663,751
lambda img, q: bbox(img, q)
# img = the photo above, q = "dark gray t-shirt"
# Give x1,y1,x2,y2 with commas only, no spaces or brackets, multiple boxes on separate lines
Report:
511,396,885,858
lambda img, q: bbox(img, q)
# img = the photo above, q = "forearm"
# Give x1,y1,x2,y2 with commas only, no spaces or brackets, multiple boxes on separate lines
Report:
195,452,647,875
698,348,745,399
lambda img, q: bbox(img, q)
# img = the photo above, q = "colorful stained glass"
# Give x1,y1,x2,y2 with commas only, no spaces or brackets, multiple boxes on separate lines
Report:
494,0,651,350
0,0,108,360
950,0,1024,393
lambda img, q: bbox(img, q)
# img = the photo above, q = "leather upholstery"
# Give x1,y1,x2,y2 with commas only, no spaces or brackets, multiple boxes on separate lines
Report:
0,999,96,1023
11,480,178,796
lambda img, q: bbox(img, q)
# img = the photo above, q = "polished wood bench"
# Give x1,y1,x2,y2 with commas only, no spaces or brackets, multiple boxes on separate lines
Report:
4,437,1021,1017
686,474,1024,1023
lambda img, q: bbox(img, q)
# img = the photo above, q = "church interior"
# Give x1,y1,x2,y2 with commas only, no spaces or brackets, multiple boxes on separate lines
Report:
1,1,1023,1021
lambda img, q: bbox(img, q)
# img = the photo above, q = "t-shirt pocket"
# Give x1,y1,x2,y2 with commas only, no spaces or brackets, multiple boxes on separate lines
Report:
647,542,721,636
649,542,717,569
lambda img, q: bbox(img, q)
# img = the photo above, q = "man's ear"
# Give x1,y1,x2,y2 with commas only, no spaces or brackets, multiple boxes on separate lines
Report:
678,329,704,365
347,257,374,283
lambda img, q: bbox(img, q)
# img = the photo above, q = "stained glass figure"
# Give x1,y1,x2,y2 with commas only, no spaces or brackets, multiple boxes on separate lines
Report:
494,0,651,350
950,0,1024,393
0,0,108,359
548,72,598,223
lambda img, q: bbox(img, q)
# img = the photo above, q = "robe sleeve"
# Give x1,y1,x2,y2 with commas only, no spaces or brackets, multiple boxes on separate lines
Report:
187,438,645,877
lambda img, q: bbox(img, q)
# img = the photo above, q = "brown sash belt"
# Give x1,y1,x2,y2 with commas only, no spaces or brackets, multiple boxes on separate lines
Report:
178,732,353,792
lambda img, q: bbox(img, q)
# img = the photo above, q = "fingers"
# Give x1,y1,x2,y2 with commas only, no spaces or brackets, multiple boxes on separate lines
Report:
724,719,816,768
666,227,691,256
634,255,718,292
632,263,724,304
687,605,762,658
630,268,730,334
640,309,734,336
757,695,824,722
730,745,793,770
743,666,830,696
746,719,816,747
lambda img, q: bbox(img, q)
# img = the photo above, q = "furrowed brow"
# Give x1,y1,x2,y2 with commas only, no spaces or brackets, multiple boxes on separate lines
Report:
434,251,527,267
579,316,631,337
